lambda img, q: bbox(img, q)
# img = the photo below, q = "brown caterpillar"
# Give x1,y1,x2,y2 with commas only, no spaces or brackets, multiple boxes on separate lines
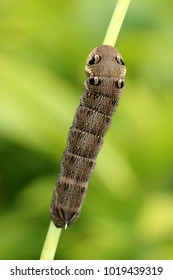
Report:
50,45,126,228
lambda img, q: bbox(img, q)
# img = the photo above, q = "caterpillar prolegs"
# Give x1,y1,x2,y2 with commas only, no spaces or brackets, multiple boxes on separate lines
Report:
50,45,126,228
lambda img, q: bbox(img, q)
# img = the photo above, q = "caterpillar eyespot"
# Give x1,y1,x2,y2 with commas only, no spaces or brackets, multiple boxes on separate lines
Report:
89,76,100,86
50,45,126,228
115,79,124,89
88,54,101,65
116,55,125,65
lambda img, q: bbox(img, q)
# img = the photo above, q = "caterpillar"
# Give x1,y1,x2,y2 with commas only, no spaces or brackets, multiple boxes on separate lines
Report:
50,45,126,228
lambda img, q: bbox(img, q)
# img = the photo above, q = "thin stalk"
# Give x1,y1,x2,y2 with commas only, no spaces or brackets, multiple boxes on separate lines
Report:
103,0,130,46
39,0,130,260
40,222,61,260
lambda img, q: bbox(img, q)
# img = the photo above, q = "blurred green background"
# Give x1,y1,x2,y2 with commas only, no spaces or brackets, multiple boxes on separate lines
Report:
0,0,173,260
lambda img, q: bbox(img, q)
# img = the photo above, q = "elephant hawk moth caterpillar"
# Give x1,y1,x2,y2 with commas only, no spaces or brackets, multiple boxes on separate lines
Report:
50,45,126,228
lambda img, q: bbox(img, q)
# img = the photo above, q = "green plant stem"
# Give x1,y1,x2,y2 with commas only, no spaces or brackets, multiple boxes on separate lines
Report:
103,0,130,46
39,0,130,260
40,221,62,260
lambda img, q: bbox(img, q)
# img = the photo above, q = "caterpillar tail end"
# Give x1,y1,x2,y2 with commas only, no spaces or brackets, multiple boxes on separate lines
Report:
64,222,68,230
